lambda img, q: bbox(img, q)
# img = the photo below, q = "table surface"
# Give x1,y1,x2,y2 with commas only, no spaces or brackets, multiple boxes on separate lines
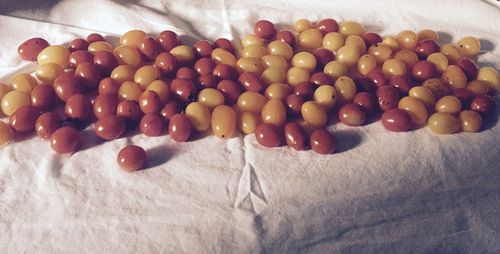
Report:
0,0,499,253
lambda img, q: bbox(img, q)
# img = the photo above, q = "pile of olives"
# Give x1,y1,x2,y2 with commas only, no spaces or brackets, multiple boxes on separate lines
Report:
1,18,498,171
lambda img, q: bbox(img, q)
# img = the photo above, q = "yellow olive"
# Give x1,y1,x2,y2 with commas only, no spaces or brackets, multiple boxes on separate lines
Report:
268,40,294,60
261,54,288,70
35,63,64,85
440,44,462,64
211,105,237,138
88,41,113,54
265,83,292,100
427,53,449,73
291,51,317,72
467,80,490,96
345,35,366,53
170,45,195,66
261,99,287,127
113,45,142,67
287,67,310,86
241,34,264,48
394,49,419,69
428,112,460,134
261,67,286,85
120,29,146,47
236,57,263,74
146,80,170,104
118,81,142,102
381,36,400,51
368,43,392,64
0,121,14,146
10,73,38,92
301,101,327,127
198,88,225,109
298,28,323,51
239,112,261,134
435,95,462,114
134,65,160,89
322,32,344,52
313,85,337,110
396,30,418,49
1,90,31,116
477,67,499,91
339,21,365,36
398,96,428,125
459,110,482,132
37,45,70,68
324,61,347,79
237,91,267,114
422,78,451,98
211,48,237,67
0,84,12,103
417,29,439,41
382,59,407,79
241,44,268,59
409,86,436,109
334,76,356,103
111,65,135,84
186,102,211,132
357,54,377,76
336,44,361,68
442,65,467,89
457,36,481,57
294,19,313,34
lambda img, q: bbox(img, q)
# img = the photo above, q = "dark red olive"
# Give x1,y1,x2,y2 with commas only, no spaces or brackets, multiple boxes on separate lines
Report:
69,50,93,68
93,51,118,75
69,38,88,52
353,92,377,114
194,57,216,75
381,109,413,132
354,77,376,93
294,82,315,100
170,78,197,102
411,61,438,81
276,30,296,47
176,67,199,81
316,18,339,35
217,80,241,105
18,38,49,61
254,123,282,148
366,68,388,88
284,122,307,151
456,58,478,80
470,95,495,116
389,75,415,96
376,85,400,111
310,72,334,86
414,39,440,59
239,72,265,92
193,40,213,58
213,64,238,80
254,20,276,40
452,88,474,108
310,129,335,155
213,38,235,54
314,48,335,68
362,32,383,47
158,30,180,52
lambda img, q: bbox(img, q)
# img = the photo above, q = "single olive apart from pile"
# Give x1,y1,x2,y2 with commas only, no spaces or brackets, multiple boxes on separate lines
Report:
1,19,497,170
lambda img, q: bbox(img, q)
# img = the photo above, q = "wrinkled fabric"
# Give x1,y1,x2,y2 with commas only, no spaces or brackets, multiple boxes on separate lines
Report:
0,0,499,253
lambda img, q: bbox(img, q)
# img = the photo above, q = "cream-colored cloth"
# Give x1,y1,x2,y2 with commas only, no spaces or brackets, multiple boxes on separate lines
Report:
0,0,499,253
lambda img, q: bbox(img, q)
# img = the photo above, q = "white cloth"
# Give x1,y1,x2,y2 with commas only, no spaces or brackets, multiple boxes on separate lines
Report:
0,0,499,253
